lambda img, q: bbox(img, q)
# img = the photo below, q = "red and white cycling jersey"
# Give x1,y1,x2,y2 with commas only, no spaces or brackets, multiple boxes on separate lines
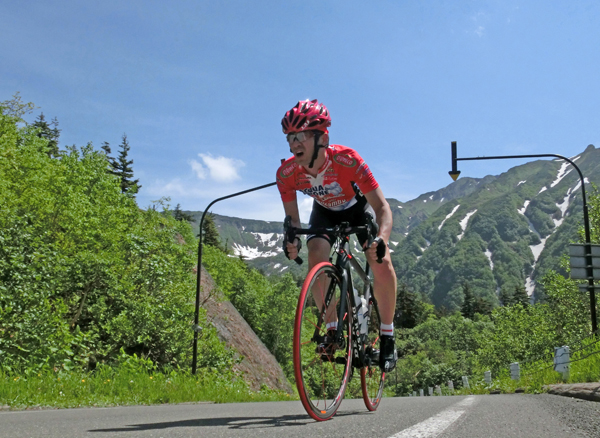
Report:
276,144,379,211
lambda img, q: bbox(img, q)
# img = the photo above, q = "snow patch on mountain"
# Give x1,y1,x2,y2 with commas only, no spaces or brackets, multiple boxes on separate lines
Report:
232,243,282,260
518,200,530,215
485,248,493,270
523,185,577,295
557,190,571,216
572,177,590,193
250,232,282,247
525,276,535,296
530,238,547,262
457,210,477,240
438,204,460,230
551,162,572,188
416,239,431,260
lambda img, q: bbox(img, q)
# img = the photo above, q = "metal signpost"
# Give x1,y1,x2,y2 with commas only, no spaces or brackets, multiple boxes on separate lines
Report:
449,141,597,333
191,181,276,374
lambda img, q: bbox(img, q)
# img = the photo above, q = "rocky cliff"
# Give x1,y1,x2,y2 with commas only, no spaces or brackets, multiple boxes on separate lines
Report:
199,265,293,394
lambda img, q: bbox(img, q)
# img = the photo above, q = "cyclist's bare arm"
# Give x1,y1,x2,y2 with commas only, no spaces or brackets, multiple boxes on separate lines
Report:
364,187,392,243
363,188,393,261
283,200,302,259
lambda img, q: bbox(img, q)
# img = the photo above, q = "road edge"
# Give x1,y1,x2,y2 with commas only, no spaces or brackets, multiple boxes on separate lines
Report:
544,382,600,402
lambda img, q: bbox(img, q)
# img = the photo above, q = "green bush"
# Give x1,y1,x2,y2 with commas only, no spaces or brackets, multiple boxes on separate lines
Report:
0,97,231,373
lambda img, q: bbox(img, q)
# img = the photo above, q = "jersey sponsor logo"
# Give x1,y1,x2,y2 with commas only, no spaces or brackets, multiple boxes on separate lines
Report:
279,162,298,178
325,198,349,208
333,154,356,167
302,182,342,197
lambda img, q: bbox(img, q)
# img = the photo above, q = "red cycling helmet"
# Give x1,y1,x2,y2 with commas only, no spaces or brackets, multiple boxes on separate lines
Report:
281,99,331,134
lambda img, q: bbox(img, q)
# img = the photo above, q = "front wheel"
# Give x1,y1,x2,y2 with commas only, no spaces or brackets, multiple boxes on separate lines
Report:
293,262,353,421
361,286,385,411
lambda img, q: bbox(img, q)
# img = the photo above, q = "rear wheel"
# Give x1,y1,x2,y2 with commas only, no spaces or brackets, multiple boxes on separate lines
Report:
293,262,353,421
361,287,385,411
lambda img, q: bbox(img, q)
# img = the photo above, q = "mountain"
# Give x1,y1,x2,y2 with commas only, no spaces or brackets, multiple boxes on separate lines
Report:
186,144,600,310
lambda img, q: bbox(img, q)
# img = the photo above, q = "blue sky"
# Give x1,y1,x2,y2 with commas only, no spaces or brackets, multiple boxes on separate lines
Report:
2,1,599,222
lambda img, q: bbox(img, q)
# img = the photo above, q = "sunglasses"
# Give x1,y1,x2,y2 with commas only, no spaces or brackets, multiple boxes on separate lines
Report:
286,131,315,144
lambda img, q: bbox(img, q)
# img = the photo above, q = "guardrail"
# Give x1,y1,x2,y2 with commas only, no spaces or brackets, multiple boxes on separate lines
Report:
406,329,600,396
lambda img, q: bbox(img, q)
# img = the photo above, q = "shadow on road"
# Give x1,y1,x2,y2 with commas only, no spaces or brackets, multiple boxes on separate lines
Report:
89,410,367,433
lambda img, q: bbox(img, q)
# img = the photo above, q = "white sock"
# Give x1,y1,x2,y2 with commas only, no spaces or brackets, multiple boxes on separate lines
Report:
380,323,394,336
326,322,338,331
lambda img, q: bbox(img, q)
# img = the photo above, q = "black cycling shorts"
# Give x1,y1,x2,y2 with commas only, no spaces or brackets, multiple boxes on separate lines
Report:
307,195,375,247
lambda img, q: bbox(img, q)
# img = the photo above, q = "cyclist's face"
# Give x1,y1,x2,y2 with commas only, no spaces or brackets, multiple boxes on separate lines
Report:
289,131,316,166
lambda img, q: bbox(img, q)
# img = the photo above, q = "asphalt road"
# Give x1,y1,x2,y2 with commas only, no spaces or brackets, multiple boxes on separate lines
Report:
1,394,599,438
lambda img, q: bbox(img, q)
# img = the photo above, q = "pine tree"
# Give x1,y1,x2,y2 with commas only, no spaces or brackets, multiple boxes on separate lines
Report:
108,134,141,196
101,141,111,155
201,213,224,251
395,283,423,329
461,282,476,319
513,285,530,306
473,296,493,316
499,287,515,307
173,204,193,222
32,113,61,157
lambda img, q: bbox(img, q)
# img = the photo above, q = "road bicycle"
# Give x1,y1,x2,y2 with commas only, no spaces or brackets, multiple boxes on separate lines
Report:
283,214,387,421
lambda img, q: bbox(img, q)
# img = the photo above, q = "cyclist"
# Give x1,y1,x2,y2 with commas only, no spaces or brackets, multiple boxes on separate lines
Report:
276,99,398,372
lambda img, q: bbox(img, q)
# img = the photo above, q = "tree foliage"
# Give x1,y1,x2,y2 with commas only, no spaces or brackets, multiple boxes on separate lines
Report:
173,204,194,222
201,213,225,252
0,98,231,373
103,134,141,196
32,113,60,157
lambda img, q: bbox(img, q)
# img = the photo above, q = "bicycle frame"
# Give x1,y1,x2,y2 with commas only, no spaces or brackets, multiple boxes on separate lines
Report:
284,217,381,365
330,235,376,369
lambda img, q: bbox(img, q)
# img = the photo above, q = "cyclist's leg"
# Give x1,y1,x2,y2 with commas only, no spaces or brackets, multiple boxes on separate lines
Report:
307,237,337,328
355,202,398,371
350,201,397,326
368,246,396,325
307,202,337,328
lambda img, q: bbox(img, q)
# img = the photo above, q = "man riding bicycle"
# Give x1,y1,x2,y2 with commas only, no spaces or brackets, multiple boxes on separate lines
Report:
276,99,398,372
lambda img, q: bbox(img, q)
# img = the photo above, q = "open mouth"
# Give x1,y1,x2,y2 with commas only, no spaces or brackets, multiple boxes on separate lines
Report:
295,151,304,158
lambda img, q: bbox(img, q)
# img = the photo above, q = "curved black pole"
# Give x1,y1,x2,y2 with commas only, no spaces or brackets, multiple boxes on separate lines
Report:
450,141,597,333
191,182,277,374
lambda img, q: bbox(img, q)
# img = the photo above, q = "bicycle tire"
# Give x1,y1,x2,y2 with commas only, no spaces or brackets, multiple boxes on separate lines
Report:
361,285,385,411
293,262,353,421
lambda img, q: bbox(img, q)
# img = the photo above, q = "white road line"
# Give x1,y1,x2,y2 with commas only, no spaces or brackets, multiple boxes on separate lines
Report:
388,396,476,438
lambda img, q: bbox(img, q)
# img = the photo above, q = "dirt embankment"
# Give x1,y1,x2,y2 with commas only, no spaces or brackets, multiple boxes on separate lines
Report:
199,266,293,394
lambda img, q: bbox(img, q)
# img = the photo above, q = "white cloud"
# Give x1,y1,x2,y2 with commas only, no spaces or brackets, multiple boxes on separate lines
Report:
189,159,207,179
194,153,245,183
475,26,485,37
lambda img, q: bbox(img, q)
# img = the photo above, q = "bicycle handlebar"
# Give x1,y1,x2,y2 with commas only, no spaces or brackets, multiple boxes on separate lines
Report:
283,214,386,264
